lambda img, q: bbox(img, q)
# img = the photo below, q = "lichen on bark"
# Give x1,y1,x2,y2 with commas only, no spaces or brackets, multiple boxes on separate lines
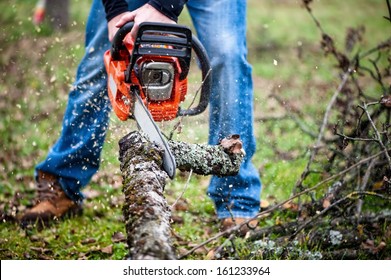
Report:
119,131,176,260
168,134,245,176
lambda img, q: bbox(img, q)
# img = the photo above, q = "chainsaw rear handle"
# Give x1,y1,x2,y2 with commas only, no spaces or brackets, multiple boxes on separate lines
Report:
111,21,211,117
111,21,192,79
177,35,211,117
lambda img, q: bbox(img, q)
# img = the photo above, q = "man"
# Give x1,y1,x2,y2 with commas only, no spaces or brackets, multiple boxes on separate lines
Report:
21,0,262,235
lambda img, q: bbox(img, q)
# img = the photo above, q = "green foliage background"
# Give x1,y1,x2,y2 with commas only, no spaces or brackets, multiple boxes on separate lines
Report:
0,0,389,259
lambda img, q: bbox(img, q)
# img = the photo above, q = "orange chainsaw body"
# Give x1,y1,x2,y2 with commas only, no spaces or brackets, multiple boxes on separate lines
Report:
104,33,188,122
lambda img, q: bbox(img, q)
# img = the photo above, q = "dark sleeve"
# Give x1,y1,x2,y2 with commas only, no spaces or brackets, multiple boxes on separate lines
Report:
102,0,188,22
147,0,188,22
102,0,129,21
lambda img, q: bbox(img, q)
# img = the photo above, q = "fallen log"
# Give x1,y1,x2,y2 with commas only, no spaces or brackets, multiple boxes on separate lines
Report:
119,131,245,260
119,132,174,260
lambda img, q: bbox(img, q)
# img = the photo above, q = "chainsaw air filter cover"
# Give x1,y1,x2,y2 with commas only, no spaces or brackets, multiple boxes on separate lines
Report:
140,61,174,101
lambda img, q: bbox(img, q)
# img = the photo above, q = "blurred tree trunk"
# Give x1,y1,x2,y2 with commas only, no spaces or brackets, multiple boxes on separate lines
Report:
46,0,70,30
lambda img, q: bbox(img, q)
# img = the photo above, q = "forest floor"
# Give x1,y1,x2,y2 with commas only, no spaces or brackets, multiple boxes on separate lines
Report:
0,0,390,260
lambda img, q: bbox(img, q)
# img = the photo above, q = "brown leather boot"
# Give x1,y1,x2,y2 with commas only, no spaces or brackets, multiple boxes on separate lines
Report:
220,217,258,237
20,171,82,227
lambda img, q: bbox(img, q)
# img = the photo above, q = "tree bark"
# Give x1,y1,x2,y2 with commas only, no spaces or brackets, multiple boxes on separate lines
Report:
118,131,245,260
119,131,175,260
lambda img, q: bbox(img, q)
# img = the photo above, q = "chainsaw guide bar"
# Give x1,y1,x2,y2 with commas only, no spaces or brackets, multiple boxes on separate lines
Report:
132,91,176,179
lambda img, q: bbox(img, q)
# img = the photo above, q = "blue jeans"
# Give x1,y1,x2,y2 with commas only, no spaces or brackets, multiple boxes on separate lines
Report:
36,0,262,219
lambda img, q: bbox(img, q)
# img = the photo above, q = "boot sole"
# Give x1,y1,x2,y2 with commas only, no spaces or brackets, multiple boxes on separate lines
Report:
20,205,83,229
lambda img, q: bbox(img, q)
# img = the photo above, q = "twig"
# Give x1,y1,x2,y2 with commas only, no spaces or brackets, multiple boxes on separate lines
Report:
290,195,352,241
168,69,211,140
356,158,378,217
269,93,317,138
207,233,236,260
385,0,391,22
335,132,376,143
358,37,391,59
360,102,391,171
369,53,386,92
170,169,193,211
302,0,326,34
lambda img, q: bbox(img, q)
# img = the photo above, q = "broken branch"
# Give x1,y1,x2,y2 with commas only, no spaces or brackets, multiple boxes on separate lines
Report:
168,134,245,176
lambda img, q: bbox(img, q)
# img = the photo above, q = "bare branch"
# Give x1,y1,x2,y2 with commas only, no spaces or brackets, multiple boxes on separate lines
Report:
290,190,391,240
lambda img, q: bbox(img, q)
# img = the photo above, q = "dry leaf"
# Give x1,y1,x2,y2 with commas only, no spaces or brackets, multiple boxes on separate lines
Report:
30,247,50,254
111,232,126,243
371,180,384,191
380,95,391,108
361,239,386,254
322,198,331,208
282,201,299,211
78,252,88,260
101,245,113,254
260,200,270,209
205,248,217,260
172,201,188,212
81,238,96,245
171,215,184,224
194,246,208,255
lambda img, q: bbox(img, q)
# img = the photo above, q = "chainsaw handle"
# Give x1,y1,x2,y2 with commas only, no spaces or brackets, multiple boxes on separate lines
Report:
130,22,192,81
177,35,211,117
111,21,134,61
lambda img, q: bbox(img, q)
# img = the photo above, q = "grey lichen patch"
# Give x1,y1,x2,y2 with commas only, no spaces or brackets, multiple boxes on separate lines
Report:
168,135,245,176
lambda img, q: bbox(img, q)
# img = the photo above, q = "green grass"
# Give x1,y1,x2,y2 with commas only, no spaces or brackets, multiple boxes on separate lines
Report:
0,0,389,260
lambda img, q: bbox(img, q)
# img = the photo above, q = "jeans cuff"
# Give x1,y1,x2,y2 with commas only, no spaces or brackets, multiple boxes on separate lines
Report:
215,210,260,220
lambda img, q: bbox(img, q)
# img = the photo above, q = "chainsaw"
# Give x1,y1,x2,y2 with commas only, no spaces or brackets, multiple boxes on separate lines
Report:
104,22,211,179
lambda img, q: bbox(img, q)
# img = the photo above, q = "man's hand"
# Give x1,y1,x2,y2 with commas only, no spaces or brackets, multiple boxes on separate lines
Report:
108,4,176,41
